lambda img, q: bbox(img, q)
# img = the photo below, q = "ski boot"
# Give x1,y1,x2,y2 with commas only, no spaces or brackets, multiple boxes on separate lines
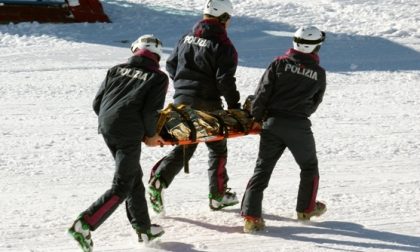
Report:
243,216,265,233
68,216,93,252
148,175,165,213
133,224,165,243
297,201,327,221
209,188,239,210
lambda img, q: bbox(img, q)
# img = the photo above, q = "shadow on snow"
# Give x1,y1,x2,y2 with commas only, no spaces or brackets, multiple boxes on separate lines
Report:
167,214,420,252
1,0,419,72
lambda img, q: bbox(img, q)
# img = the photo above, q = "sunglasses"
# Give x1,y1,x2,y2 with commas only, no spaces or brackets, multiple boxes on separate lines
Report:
293,31,326,44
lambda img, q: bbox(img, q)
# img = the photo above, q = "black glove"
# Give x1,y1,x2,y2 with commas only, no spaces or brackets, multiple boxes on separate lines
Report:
228,103,241,109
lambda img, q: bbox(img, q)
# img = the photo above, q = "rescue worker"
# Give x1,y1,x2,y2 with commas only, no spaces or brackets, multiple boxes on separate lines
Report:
68,34,168,251
148,0,241,213
241,26,327,232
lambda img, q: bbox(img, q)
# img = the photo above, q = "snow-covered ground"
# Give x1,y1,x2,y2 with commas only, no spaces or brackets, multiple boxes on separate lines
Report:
1,0,420,251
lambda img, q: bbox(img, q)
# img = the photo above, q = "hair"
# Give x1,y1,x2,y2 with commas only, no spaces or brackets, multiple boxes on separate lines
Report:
312,45,321,53
204,13,231,24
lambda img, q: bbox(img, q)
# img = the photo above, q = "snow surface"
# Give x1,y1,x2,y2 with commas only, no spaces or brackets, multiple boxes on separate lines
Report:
1,0,420,251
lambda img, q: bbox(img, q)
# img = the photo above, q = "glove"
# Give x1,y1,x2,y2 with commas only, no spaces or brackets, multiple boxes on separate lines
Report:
228,103,241,109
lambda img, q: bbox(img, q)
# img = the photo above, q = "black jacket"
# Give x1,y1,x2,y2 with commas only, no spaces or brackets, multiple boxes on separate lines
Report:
93,51,168,139
252,49,326,121
166,19,240,111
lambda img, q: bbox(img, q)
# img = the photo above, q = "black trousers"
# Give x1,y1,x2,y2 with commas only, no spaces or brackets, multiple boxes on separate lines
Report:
241,117,320,217
151,139,229,197
82,135,150,231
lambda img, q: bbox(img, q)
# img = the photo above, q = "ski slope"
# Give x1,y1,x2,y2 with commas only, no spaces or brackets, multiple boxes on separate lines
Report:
1,0,420,251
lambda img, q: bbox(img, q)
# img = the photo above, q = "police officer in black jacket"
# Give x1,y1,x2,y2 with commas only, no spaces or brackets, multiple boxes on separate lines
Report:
148,0,241,213
241,26,328,233
68,35,168,251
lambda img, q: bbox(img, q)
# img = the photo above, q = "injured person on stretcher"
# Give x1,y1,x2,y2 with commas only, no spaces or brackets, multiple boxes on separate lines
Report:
155,101,260,146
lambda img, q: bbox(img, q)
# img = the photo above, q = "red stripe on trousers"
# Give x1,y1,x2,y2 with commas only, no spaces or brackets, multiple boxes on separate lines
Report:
217,157,226,194
84,195,120,227
305,176,319,213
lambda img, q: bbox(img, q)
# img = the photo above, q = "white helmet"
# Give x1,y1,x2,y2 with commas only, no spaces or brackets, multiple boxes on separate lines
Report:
130,34,163,58
203,0,233,17
293,26,325,53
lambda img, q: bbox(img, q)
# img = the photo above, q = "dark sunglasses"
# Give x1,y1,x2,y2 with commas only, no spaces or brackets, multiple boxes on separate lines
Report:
293,31,326,44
